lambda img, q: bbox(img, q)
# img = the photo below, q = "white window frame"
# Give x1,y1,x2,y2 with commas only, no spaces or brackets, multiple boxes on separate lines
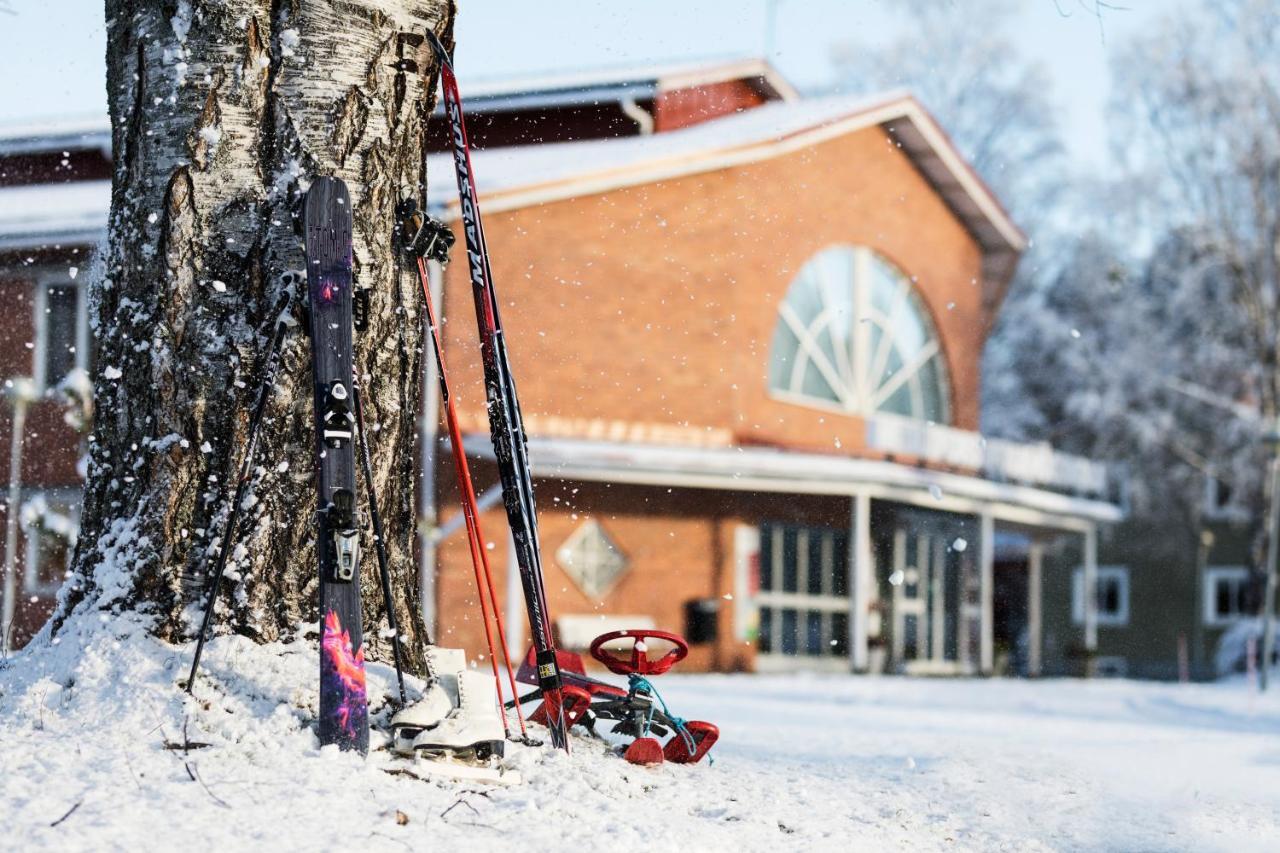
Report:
1202,476,1248,523
21,488,81,597
767,245,951,423
1072,565,1129,627
555,518,629,600
32,268,89,393
1203,566,1250,627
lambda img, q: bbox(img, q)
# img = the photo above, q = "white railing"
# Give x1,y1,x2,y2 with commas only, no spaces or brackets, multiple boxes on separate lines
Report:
864,413,1109,496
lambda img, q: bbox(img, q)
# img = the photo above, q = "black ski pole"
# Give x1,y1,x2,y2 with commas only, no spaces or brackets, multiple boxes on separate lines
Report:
351,381,408,704
424,29,571,752
187,292,292,693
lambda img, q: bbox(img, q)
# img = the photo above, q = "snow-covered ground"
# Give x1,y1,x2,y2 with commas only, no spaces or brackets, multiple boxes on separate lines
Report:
3,615,1278,852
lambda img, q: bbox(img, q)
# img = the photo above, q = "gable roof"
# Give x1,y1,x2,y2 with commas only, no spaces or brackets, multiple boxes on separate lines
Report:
426,90,1026,290
441,56,799,113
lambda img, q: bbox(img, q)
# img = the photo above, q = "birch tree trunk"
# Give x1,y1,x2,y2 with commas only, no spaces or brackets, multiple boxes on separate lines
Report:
56,0,454,669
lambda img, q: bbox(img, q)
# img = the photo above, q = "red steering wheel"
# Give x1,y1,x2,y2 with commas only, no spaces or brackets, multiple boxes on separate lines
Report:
589,629,689,676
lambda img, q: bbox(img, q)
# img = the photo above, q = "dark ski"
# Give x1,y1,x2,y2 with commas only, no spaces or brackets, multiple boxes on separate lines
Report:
425,31,570,752
304,177,369,754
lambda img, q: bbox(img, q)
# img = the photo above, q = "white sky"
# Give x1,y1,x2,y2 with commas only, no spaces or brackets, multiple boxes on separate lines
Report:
0,0,1167,172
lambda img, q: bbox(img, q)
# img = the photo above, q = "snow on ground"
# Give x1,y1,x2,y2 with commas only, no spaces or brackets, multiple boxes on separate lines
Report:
2,615,1279,852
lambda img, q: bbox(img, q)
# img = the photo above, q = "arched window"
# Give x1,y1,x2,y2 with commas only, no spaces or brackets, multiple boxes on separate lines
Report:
768,245,951,423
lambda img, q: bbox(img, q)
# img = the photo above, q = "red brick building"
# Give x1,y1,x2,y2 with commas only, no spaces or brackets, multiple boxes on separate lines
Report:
0,60,1122,673
420,60,1122,675
0,118,107,648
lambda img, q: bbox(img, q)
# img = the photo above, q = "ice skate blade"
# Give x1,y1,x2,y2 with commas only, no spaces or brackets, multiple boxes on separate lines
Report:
400,756,523,787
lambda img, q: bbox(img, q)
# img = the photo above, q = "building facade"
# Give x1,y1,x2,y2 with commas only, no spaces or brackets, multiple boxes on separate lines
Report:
0,60,1140,675
419,61,1123,675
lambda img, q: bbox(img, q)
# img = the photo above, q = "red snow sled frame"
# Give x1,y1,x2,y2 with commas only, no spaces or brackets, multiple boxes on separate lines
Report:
511,629,719,766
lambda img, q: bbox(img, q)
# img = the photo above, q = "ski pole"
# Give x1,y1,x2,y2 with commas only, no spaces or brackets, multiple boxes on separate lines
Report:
396,202,529,739
351,381,408,705
425,29,571,751
187,292,291,693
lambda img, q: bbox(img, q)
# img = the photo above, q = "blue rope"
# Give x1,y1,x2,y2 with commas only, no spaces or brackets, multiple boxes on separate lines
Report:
628,674,703,762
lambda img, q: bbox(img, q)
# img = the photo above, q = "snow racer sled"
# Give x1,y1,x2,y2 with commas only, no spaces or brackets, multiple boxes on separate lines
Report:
511,629,718,766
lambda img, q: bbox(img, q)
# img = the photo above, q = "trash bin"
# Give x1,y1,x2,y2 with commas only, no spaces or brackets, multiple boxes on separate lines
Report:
684,598,720,644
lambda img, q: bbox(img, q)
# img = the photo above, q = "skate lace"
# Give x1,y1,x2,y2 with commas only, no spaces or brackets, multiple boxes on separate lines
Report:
627,675,704,763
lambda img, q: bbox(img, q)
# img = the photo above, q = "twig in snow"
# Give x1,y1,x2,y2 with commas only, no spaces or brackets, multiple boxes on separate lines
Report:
369,831,411,850
185,762,231,809
124,751,144,791
163,715,211,751
440,795,481,820
49,800,82,827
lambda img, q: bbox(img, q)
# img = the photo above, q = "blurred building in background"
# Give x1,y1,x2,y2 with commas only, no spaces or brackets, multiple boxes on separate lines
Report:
0,59,1147,677
419,59,1126,676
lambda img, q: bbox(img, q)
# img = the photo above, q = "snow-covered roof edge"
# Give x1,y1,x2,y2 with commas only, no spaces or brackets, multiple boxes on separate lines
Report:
0,180,111,251
447,56,799,111
0,115,111,157
427,91,1026,260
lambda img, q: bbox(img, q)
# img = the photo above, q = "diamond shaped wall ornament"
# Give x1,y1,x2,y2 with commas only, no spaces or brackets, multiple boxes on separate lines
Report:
556,519,629,599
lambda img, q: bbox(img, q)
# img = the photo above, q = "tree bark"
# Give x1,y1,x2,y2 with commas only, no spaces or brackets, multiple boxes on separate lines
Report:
58,0,454,670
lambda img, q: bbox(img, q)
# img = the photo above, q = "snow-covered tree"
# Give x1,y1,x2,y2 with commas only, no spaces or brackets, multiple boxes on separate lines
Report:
990,0,1279,527
1110,0,1280,433
53,1,454,666
827,0,1068,234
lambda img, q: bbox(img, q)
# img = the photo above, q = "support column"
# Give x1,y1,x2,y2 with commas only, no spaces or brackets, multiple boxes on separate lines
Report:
1083,524,1099,668
1028,539,1043,677
849,491,872,672
979,511,995,675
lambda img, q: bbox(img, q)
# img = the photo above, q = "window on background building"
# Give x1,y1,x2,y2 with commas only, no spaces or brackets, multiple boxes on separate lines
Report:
1203,566,1250,627
756,523,849,660
1072,565,1130,627
21,492,80,597
767,245,951,423
1202,476,1247,522
555,518,629,599
34,273,88,392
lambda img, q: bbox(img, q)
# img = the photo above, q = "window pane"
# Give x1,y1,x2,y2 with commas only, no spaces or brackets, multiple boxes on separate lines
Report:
37,531,71,587
781,527,799,593
759,607,773,654
831,612,849,656
880,381,916,418
799,359,839,402
1216,581,1230,617
759,526,774,593
1100,579,1119,615
869,255,906,318
768,246,950,424
1230,579,1246,615
44,285,78,385
805,611,823,656
780,609,798,655
832,531,849,596
918,356,949,423
807,531,825,595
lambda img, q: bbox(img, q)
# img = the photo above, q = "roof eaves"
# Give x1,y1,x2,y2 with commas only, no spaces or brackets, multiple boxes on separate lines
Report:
430,92,1025,259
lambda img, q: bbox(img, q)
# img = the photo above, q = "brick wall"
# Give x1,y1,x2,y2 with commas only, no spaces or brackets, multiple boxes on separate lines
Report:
431,121,992,671
654,80,768,131
439,121,988,451
434,463,849,673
